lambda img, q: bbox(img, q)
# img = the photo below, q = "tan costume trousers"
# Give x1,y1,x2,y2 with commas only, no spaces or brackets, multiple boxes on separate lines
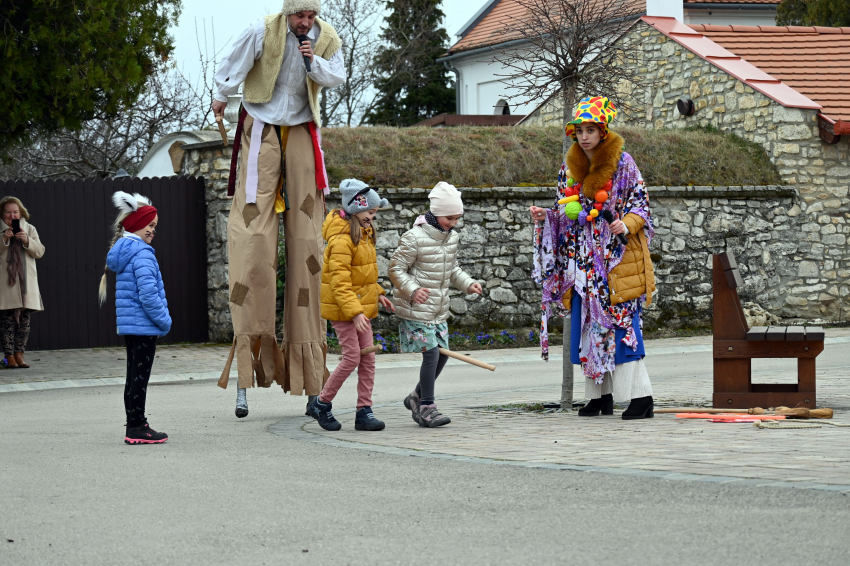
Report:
218,116,328,395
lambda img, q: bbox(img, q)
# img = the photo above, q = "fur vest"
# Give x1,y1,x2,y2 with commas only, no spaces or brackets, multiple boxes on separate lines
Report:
242,15,341,126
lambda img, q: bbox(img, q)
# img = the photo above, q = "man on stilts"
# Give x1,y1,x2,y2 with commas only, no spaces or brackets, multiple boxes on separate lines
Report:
212,0,345,417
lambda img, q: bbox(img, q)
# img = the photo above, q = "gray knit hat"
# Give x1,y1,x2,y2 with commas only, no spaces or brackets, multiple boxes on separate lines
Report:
283,0,321,15
340,178,389,215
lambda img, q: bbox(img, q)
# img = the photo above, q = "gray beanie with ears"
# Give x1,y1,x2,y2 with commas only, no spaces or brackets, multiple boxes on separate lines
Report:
340,178,389,215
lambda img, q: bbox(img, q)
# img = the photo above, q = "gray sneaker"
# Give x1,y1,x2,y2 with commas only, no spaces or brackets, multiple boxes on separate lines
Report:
403,390,421,424
418,404,451,428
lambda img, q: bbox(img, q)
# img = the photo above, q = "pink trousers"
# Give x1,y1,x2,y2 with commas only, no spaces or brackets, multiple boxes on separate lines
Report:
319,319,376,409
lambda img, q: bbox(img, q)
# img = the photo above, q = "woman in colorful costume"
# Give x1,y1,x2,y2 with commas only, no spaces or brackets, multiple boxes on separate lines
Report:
530,96,656,420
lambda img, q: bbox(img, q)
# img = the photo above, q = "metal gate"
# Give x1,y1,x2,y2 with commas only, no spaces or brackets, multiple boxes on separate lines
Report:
0,177,208,350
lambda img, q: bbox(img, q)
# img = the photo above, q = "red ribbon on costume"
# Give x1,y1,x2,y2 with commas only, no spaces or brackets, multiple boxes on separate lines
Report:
307,121,329,195
227,108,248,197
226,111,329,197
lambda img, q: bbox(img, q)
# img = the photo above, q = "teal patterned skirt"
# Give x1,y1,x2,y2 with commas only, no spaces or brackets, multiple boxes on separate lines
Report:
398,319,449,353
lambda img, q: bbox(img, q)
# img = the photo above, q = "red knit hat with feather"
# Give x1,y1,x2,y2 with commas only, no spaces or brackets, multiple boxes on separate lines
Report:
111,191,157,232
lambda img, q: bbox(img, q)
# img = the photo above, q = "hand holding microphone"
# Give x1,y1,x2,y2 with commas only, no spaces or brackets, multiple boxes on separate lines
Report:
297,35,312,72
600,210,628,246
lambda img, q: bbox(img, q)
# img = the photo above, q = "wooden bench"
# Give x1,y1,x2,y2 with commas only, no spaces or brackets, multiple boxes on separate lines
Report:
712,251,824,409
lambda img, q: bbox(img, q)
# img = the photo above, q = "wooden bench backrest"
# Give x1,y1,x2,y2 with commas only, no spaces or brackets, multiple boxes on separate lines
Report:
713,251,749,340
714,251,826,343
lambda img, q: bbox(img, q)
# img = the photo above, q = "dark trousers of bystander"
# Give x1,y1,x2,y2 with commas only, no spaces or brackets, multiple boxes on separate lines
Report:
1,309,31,356
123,335,158,427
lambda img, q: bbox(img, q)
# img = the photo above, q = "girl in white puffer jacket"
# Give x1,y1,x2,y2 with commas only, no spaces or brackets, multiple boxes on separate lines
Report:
389,182,482,427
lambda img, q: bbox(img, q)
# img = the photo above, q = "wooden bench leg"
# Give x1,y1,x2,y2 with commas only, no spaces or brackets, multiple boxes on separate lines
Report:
797,357,817,407
713,358,751,408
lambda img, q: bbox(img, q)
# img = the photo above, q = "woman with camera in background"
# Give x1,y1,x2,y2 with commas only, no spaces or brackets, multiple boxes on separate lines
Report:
0,196,45,368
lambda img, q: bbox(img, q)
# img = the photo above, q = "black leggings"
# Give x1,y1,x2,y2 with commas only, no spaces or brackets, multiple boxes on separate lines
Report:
1,309,31,356
417,347,449,405
123,335,158,428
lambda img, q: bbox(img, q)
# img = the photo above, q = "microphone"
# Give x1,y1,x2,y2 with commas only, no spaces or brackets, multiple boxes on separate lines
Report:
297,34,312,72
600,210,628,246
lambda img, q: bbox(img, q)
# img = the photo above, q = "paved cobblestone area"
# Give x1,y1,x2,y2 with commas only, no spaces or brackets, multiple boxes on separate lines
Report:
0,333,720,389
297,368,850,490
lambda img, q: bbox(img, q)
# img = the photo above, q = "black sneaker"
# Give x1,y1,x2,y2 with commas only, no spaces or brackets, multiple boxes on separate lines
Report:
125,422,168,445
307,398,342,431
355,407,385,431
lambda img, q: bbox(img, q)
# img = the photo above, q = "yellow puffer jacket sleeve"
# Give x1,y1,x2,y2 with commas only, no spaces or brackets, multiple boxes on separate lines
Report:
326,235,364,320
609,213,655,305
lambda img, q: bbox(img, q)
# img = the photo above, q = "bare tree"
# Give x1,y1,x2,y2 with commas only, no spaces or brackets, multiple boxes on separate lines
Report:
0,67,200,179
0,18,227,180
320,0,383,126
492,0,650,139
176,18,230,131
491,0,652,409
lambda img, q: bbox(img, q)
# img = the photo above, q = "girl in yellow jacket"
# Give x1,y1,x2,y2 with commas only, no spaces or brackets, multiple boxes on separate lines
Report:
307,179,394,432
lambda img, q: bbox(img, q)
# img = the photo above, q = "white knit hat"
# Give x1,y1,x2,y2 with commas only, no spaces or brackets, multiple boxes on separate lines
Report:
283,0,321,15
428,182,464,216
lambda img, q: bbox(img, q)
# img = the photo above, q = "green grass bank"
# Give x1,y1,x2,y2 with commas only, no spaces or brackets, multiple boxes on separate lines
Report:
321,125,781,188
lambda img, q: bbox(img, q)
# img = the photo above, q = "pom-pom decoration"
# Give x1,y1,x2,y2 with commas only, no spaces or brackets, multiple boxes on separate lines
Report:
564,201,582,220
111,191,151,215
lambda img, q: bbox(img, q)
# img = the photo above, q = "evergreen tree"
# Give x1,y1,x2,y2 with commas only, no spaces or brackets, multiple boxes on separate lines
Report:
366,0,455,126
777,0,850,26
1,0,181,153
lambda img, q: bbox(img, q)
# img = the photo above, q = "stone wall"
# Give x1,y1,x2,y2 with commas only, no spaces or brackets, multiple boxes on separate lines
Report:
522,19,850,323
179,140,809,341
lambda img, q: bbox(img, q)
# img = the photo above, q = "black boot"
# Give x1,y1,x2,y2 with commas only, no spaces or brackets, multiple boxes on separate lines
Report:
622,396,654,420
578,394,614,416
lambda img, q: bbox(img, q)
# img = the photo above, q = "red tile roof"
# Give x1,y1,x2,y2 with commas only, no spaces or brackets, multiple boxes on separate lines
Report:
642,16,824,115
449,0,528,54
689,23,850,121
448,0,645,54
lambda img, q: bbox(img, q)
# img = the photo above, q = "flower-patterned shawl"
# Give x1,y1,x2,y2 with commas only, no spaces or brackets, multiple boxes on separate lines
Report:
532,149,653,383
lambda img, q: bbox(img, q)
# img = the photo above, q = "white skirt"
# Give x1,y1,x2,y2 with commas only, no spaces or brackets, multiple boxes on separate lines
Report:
584,359,653,403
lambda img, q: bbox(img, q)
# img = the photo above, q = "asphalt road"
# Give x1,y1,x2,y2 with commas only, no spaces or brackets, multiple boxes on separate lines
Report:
2,345,849,565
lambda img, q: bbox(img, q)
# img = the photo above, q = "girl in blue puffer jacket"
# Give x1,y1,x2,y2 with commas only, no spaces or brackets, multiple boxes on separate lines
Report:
99,191,172,445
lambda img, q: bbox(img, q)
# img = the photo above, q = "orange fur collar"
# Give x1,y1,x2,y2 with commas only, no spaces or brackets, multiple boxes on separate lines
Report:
566,131,624,200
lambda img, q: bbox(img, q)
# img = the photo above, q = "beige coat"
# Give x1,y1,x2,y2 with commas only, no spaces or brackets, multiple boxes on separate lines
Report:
0,219,45,311
389,224,476,324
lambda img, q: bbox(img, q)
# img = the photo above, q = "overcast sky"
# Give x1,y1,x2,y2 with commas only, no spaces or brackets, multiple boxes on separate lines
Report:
170,1,484,86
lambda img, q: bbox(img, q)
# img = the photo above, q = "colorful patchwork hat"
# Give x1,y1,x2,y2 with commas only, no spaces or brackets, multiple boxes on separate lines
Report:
564,96,618,140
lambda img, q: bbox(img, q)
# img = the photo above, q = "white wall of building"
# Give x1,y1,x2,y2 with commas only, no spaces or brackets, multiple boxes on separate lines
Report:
646,0,684,21
452,48,542,116
449,5,776,116
684,8,777,26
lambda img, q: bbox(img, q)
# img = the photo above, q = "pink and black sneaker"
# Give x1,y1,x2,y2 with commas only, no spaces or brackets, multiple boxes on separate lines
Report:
124,422,168,445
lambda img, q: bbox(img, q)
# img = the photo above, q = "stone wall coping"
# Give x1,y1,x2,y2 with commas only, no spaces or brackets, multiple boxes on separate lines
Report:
322,185,795,201
183,140,230,151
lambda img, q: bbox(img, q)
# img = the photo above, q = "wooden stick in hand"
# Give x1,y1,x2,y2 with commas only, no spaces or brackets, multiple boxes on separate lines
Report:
216,116,229,146
438,348,495,372
338,344,383,360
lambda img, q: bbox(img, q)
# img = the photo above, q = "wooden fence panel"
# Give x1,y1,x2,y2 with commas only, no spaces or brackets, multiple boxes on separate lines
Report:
0,177,208,350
